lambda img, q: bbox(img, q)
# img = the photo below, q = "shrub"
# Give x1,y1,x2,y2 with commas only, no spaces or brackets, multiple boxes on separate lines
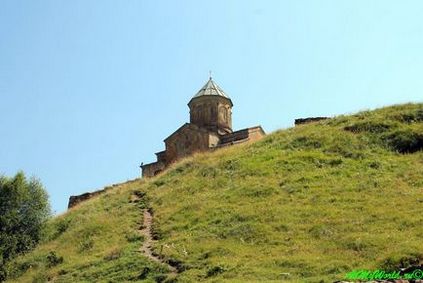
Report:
153,274,168,282
380,253,423,271
206,265,226,277
133,191,147,199
417,109,423,121
137,266,151,280
393,109,423,123
46,251,63,267
56,219,71,236
58,269,67,275
368,161,380,169
384,129,423,153
47,218,72,241
344,121,392,133
4,260,32,279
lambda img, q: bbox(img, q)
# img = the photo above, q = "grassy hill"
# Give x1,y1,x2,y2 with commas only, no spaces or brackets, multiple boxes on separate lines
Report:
5,103,423,282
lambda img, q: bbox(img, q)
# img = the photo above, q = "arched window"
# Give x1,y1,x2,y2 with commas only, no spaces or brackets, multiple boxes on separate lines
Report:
211,105,216,117
219,106,226,122
226,108,230,122
206,105,211,120
195,106,201,122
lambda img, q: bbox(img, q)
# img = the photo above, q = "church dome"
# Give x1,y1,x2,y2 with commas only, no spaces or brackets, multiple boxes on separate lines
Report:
188,77,233,135
192,77,230,99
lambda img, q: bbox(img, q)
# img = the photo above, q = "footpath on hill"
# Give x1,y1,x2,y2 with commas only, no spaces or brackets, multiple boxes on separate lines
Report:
133,191,179,279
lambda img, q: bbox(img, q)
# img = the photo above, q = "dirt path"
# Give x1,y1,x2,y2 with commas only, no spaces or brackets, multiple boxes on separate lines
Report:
139,208,178,276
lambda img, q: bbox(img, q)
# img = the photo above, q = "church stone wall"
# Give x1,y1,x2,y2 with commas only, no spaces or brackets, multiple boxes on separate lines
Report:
165,125,211,163
246,127,266,142
141,161,166,177
218,126,265,147
208,132,220,147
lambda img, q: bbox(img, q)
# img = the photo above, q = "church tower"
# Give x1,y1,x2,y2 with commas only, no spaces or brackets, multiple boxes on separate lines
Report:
139,76,265,178
188,77,233,135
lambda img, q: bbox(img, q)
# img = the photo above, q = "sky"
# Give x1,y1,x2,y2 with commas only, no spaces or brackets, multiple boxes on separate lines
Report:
1,1,422,213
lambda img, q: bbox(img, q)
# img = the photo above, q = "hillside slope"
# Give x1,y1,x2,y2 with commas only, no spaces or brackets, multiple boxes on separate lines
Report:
5,103,423,282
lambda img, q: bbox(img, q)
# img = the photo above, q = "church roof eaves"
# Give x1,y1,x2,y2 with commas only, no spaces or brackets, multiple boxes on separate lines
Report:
188,77,232,106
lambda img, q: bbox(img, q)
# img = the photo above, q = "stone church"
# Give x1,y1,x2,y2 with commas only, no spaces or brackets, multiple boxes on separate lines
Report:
141,77,265,177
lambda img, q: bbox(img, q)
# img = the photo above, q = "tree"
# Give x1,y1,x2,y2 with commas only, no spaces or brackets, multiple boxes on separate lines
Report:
0,172,51,281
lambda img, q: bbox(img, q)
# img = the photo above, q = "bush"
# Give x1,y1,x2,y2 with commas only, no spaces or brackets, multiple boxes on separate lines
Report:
46,251,63,268
137,266,151,280
56,219,71,235
393,109,423,123
344,121,392,133
384,130,423,153
206,265,226,277
5,260,33,279
153,274,168,283
0,172,51,281
45,218,72,241
380,253,423,271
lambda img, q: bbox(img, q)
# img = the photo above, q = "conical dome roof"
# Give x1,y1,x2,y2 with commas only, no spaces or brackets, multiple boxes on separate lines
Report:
192,77,230,99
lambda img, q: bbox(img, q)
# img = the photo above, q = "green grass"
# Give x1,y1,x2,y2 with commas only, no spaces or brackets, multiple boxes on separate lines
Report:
5,103,423,282
4,182,173,282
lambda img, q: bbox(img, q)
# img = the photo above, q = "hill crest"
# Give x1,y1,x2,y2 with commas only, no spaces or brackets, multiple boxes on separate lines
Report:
5,103,423,282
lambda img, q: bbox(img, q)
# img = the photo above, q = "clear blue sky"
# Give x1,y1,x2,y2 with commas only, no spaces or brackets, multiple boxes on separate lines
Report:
1,1,422,213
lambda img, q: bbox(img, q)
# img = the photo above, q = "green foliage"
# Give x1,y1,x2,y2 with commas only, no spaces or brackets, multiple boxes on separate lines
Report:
54,219,71,237
391,108,423,123
45,252,63,268
344,121,392,133
384,129,423,153
0,172,50,281
206,265,226,277
379,253,423,271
